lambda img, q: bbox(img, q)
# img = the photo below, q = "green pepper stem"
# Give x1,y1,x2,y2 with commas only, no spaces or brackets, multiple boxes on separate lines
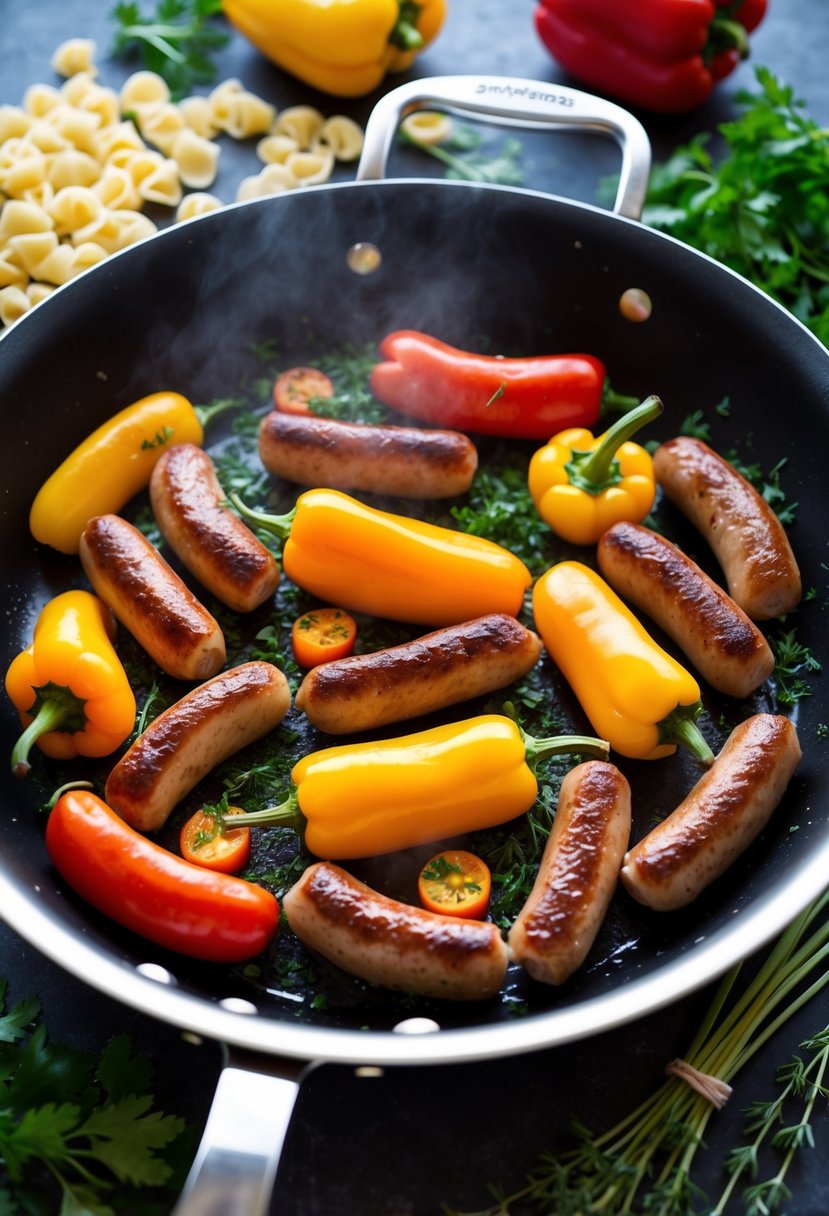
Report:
522,730,610,771
567,394,663,494
228,492,296,544
659,703,715,766
11,698,73,778
707,15,750,59
601,380,642,415
220,789,302,831
195,397,245,427
390,1,424,50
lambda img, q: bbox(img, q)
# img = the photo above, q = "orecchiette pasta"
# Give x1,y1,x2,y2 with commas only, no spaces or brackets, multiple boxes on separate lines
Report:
171,128,220,189
51,39,97,79
275,106,325,149
0,284,31,325
0,49,366,326
318,114,364,161
175,191,222,222
119,71,170,111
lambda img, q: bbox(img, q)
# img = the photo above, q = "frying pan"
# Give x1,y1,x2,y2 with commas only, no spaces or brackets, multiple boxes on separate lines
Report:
1,76,829,1214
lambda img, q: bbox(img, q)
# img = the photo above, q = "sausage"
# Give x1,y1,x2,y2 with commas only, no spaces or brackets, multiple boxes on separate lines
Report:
283,861,509,1001
507,761,631,985
149,442,280,612
621,714,801,911
79,513,226,681
258,409,479,499
597,521,774,698
105,661,291,832
653,436,801,620
295,613,543,734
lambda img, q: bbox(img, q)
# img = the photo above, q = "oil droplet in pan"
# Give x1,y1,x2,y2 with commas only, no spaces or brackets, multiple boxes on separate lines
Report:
347,242,382,275
619,287,653,322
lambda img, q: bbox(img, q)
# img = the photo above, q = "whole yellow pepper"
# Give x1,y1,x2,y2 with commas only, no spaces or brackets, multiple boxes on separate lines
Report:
222,0,447,97
533,562,714,764
29,392,238,555
5,590,136,777
232,487,532,626
528,395,661,546
222,713,609,858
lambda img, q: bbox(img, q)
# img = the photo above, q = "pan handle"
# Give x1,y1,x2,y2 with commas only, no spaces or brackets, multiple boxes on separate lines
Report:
356,74,651,220
170,1048,308,1216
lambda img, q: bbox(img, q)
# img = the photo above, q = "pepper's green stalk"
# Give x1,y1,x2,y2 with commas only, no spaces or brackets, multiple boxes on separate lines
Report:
228,492,296,543
566,395,663,494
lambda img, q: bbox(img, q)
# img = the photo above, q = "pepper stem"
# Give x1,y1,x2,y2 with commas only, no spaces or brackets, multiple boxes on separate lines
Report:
195,397,245,427
707,15,750,59
522,730,611,772
11,695,77,778
228,492,296,544
219,789,302,831
389,1,424,50
659,703,715,766
567,395,663,494
601,380,642,415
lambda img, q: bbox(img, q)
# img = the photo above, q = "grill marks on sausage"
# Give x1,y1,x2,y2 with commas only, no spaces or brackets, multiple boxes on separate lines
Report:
150,443,279,611
258,410,478,498
621,714,802,910
284,861,510,1000
653,437,801,620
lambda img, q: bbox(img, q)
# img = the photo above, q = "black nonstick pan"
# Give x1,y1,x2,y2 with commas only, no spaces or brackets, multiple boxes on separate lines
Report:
1,77,828,1213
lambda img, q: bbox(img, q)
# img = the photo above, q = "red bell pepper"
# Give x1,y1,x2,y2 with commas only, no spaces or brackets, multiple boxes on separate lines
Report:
369,330,637,440
46,789,279,963
533,0,768,115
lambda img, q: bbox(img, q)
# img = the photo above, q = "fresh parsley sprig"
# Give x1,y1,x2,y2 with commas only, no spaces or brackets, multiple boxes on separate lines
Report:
643,67,829,346
0,979,187,1214
110,0,229,99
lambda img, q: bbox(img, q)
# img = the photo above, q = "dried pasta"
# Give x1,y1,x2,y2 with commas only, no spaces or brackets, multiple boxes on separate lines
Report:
0,47,365,327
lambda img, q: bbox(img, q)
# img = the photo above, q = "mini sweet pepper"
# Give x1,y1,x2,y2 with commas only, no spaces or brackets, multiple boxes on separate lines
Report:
5,590,136,777
220,713,609,858
533,562,714,763
534,0,768,115
528,394,661,545
222,0,448,98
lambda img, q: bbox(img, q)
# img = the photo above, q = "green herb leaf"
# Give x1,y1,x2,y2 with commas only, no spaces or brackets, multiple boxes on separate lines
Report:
110,0,229,99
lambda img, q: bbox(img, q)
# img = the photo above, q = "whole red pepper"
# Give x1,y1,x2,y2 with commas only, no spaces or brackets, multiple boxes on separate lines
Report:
46,790,279,963
533,0,768,115
369,330,637,440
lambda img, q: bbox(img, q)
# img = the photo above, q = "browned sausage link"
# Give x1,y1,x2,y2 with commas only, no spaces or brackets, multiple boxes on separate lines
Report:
79,513,226,682
106,661,291,832
508,761,631,985
295,613,543,734
597,521,774,698
283,861,509,1001
258,409,479,499
653,436,801,621
621,714,801,912
149,442,280,613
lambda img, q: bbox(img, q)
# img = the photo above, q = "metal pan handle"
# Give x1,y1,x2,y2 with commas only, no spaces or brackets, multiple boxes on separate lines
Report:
170,1050,307,1216
356,74,651,220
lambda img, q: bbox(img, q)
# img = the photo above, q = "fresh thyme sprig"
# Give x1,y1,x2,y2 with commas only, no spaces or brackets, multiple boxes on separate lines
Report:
449,891,829,1216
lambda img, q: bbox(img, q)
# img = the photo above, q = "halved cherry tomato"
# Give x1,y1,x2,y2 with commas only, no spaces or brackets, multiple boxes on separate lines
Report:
273,367,335,415
291,606,358,668
417,850,492,920
180,804,251,874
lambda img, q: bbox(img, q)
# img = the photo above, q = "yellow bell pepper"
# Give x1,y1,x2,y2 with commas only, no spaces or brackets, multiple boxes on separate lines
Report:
222,0,447,97
231,486,532,626
528,395,661,546
29,391,236,555
222,713,609,858
5,590,136,777
533,562,714,764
